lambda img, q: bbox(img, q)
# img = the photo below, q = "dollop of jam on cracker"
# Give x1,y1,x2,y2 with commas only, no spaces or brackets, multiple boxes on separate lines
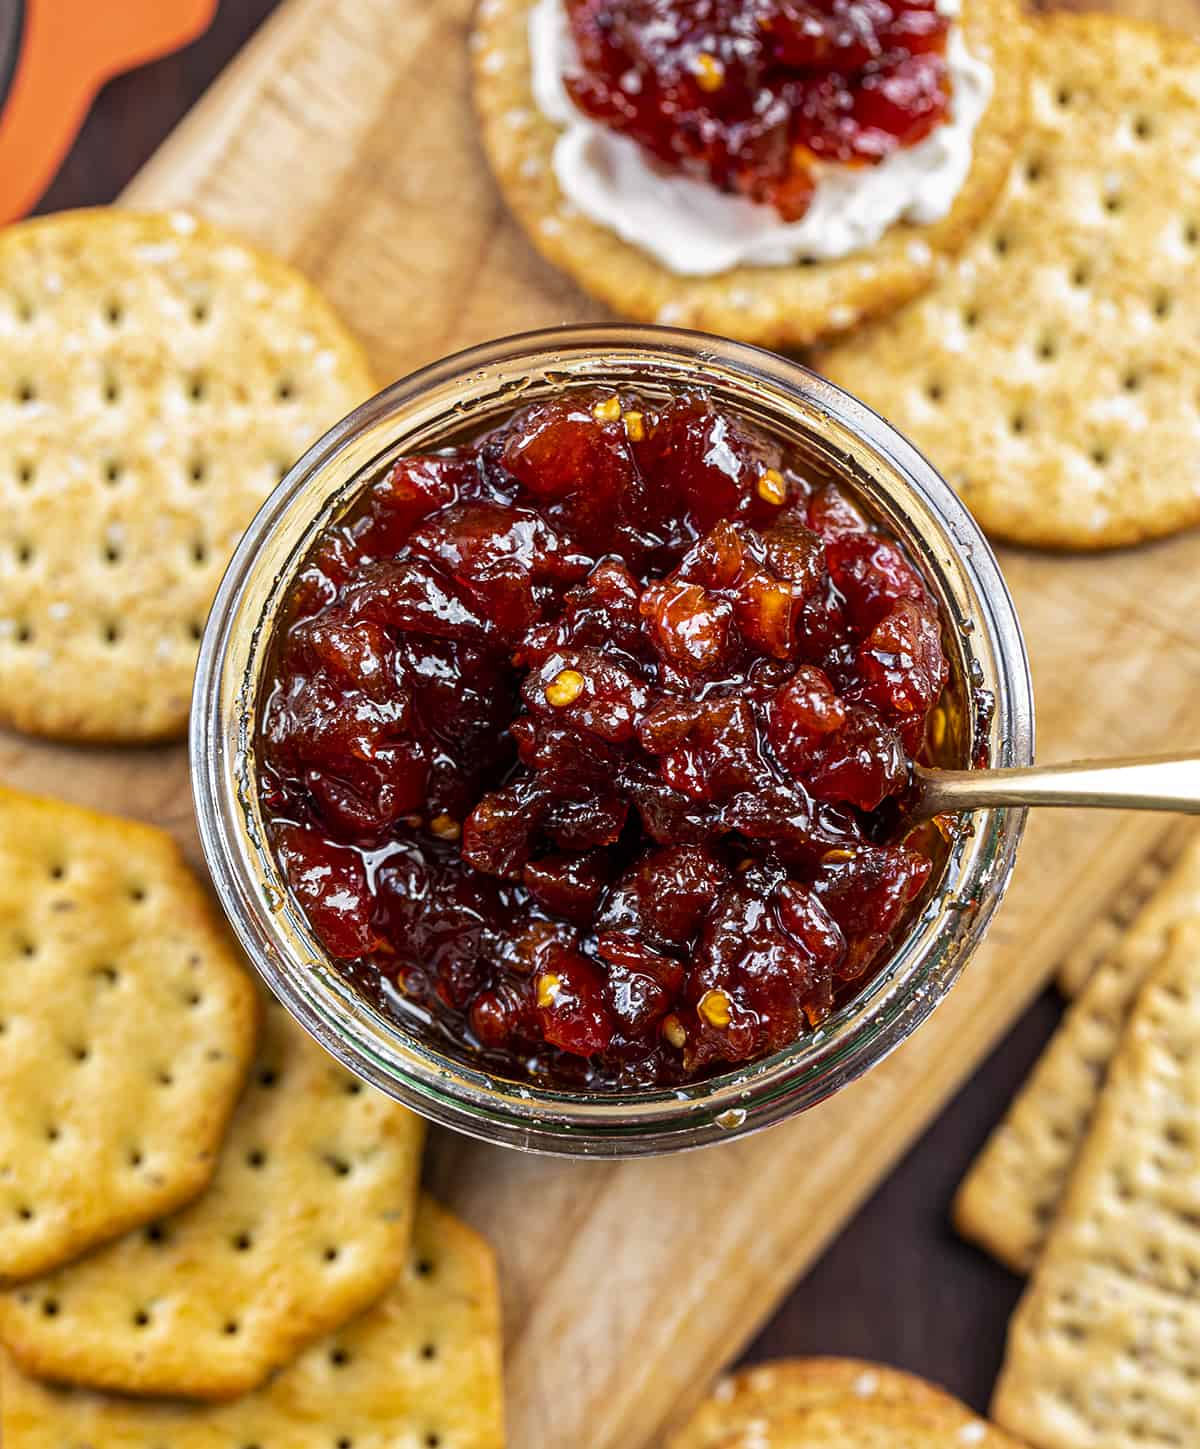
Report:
259,389,948,1087
562,0,953,221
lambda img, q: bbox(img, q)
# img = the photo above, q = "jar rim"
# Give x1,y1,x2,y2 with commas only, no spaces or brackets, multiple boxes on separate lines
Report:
191,324,1034,1157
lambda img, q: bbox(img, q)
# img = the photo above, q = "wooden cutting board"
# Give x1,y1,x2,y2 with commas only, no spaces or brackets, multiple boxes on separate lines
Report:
5,0,1200,1442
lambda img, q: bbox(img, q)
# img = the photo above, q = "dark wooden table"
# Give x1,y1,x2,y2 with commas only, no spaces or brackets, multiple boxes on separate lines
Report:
35,0,1067,1417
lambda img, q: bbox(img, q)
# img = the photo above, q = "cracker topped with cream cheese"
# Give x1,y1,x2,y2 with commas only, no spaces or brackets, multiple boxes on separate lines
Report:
472,0,1028,347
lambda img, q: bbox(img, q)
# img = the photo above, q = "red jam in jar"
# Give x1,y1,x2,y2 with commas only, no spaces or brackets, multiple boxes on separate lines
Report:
562,0,953,221
258,388,949,1088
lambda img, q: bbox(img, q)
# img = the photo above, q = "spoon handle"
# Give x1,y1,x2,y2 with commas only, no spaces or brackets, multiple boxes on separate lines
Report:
915,754,1200,819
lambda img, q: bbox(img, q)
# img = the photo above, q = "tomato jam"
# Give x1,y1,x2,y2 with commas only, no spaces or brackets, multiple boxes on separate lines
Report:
562,0,953,221
258,388,949,1088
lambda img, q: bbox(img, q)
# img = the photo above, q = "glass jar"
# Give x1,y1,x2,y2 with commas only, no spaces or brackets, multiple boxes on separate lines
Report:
191,326,1034,1157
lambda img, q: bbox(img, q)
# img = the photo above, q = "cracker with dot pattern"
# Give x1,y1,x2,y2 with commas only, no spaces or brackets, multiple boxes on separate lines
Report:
668,1359,948,1449
954,832,1200,1275
0,787,259,1284
471,0,1029,350
992,920,1200,1448
1056,821,1200,999
0,998,425,1401
0,207,373,741
0,1194,505,1449
819,12,1200,550
703,1404,1018,1449
667,1359,1019,1449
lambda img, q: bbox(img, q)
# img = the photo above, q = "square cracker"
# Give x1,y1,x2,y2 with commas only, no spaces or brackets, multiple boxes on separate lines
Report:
993,920,1200,1447
0,787,258,1283
0,999,424,1401
953,832,1200,1273
1057,820,1199,998
820,13,1200,549
0,208,373,742
0,1194,506,1449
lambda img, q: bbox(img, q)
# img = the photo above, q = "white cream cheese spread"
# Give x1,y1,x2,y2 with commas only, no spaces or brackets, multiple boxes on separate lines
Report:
529,0,993,276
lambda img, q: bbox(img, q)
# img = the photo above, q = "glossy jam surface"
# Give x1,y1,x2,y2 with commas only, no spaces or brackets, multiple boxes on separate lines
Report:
259,388,949,1088
563,0,952,220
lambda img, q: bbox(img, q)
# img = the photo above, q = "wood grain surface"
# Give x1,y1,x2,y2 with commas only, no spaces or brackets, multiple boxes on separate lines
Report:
7,0,1200,1442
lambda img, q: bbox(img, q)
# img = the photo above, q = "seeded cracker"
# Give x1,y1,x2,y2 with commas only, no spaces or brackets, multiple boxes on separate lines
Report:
820,13,1200,549
0,787,258,1283
992,921,1200,1448
0,208,373,741
471,0,1028,349
667,1359,1020,1449
0,1195,505,1449
0,999,424,1401
954,832,1200,1274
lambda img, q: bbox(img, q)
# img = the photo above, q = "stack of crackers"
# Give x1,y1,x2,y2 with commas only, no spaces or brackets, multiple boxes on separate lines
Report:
0,787,506,1444
0,205,508,1443
954,820,1200,1447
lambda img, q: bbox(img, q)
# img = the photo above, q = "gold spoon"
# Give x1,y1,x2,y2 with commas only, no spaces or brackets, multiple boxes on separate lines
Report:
911,753,1200,823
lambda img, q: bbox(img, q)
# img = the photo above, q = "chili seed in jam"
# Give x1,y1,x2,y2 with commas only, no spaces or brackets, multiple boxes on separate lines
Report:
258,387,949,1088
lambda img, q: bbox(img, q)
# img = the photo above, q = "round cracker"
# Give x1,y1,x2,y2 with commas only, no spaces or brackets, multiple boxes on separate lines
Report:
819,13,1200,550
471,0,1029,349
667,1359,1019,1449
707,1400,1018,1448
0,208,374,742
667,1359,951,1449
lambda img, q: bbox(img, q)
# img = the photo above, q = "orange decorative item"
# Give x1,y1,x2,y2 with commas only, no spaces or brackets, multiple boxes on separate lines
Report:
0,0,218,224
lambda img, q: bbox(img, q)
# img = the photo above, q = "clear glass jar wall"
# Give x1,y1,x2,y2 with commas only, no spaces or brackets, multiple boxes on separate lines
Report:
191,327,1034,1157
